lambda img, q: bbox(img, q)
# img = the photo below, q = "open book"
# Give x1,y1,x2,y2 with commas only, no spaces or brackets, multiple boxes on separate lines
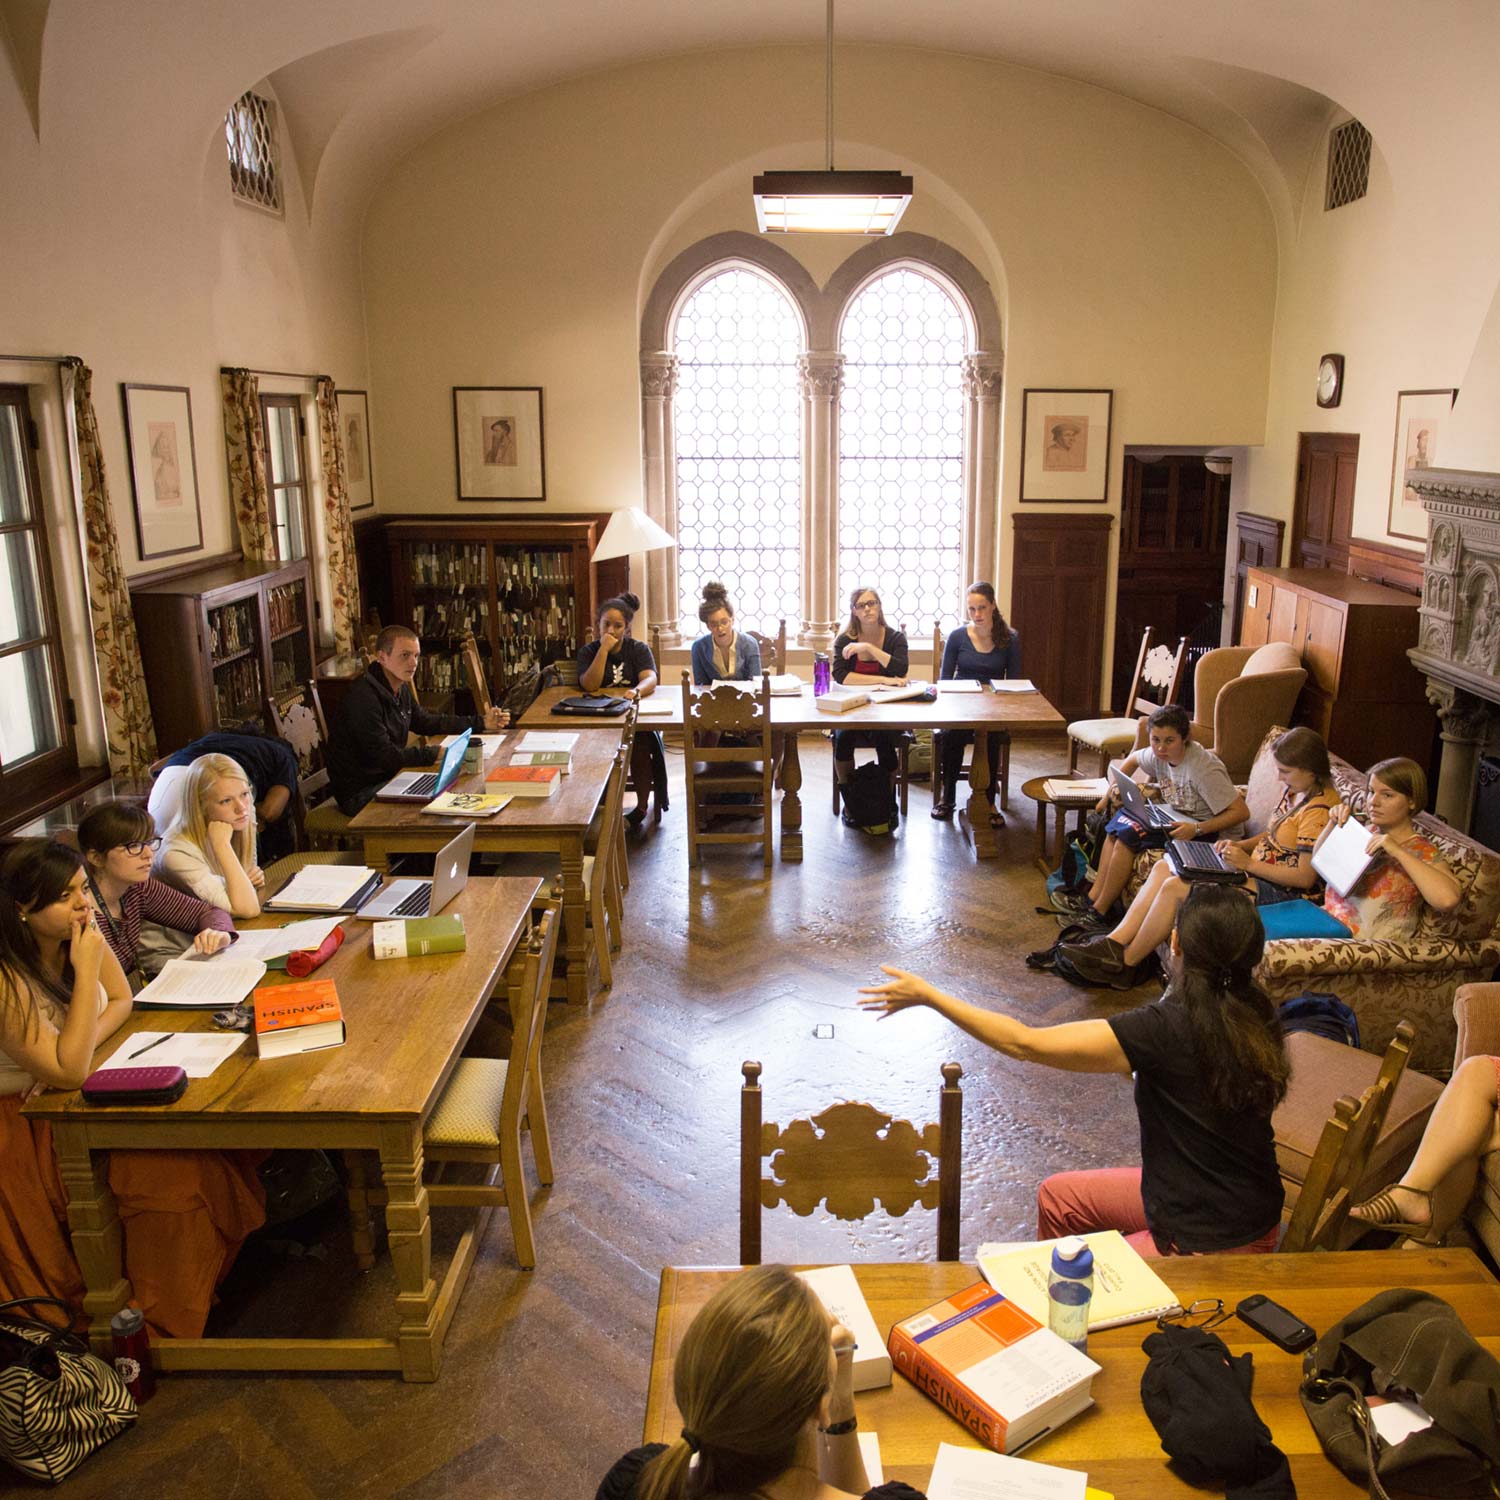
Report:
865,680,932,704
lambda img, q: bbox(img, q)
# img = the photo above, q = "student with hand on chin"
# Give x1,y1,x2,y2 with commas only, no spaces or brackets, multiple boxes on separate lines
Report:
579,591,666,827
831,586,909,819
153,753,266,920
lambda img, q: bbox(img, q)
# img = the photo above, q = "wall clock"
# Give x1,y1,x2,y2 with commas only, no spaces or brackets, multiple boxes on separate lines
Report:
1317,353,1344,409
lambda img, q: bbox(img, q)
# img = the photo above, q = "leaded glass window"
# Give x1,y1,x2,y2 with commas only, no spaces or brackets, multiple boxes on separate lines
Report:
672,267,803,633
837,267,967,636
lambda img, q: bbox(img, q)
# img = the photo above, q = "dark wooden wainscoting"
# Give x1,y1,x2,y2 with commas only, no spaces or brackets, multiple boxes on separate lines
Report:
1231,512,1285,644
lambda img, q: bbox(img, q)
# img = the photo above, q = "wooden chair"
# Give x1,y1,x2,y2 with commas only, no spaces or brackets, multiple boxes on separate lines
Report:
1279,1020,1417,1253
353,907,560,1271
740,1059,963,1264
683,670,774,869
748,620,787,675
264,685,358,855
1066,628,1189,775
579,741,628,987
459,630,493,717
930,621,1011,812
830,620,914,818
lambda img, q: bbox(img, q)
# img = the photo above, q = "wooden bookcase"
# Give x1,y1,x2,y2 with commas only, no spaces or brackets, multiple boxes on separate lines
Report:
385,519,603,707
131,558,317,752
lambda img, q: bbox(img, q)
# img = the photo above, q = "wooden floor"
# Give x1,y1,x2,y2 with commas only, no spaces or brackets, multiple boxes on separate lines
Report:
59,733,1165,1498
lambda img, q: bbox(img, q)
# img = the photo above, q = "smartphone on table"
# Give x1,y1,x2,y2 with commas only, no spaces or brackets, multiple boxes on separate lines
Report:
1236,1293,1316,1353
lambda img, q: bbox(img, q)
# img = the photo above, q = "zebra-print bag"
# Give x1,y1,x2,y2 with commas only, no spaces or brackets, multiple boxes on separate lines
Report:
0,1298,137,1483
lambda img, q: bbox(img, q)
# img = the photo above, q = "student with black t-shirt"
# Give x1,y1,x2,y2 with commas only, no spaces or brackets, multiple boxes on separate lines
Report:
860,884,1287,1257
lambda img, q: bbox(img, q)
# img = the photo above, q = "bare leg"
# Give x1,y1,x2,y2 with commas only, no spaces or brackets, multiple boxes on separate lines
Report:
834,758,854,785
1114,868,1190,965
1088,836,1139,914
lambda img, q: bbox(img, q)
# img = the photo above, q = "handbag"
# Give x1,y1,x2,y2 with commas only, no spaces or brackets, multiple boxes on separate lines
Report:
550,694,630,717
0,1297,137,1483
1299,1288,1500,1499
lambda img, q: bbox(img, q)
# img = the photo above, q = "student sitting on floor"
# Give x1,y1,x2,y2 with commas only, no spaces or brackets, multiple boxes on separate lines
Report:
153,753,264,920
862,884,1287,1258
0,840,265,1337
1052,704,1247,927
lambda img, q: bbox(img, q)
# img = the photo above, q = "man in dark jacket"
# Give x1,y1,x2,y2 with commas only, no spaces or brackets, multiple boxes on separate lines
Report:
328,624,508,814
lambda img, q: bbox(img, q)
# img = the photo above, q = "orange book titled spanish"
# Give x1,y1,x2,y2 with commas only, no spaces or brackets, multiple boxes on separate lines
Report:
251,978,346,1059
887,1281,1099,1455
484,765,560,796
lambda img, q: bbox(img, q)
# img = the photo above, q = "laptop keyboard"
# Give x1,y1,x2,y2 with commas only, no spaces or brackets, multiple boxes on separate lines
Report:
1170,839,1225,871
390,884,432,918
402,772,439,798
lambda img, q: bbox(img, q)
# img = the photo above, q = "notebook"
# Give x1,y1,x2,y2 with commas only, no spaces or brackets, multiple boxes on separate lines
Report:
977,1230,1181,1331
1311,814,1377,897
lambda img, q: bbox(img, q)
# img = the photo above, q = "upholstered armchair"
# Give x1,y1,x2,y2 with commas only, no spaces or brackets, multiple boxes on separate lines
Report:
1449,984,1500,1261
1187,641,1307,779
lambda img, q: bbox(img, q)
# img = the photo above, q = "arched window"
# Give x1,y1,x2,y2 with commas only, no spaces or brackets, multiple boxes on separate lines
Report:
837,267,969,634
671,266,803,632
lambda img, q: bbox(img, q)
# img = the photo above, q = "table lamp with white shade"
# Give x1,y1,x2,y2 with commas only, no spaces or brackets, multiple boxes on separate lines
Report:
590,506,676,562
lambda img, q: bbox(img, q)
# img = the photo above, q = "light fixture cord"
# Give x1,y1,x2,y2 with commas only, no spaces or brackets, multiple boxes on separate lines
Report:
825,0,834,171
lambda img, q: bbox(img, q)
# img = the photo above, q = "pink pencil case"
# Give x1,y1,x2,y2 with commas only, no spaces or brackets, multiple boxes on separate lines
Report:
81,1065,188,1105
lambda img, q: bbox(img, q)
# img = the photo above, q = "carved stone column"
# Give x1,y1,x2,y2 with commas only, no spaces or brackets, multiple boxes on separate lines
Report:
1426,680,1491,830
799,351,844,650
639,351,681,645
962,351,1004,586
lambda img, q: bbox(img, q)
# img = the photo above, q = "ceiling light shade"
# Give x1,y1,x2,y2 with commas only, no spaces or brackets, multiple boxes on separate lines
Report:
753,170,913,235
592,507,677,562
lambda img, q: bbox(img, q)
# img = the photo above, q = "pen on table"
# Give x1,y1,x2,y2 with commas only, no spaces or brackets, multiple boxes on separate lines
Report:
128,1033,171,1060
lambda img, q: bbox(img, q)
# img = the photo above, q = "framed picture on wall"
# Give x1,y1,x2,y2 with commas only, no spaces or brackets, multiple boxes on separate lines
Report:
121,383,203,560
1019,388,1113,503
1386,387,1458,543
453,386,545,502
335,388,375,510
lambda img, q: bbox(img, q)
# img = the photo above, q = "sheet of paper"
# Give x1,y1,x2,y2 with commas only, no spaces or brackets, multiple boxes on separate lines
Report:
989,677,1037,693
267,865,377,908
928,1443,1087,1500
1369,1397,1433,1445
133,956,267,1008
636,698,674,716
1311,814,1376,897
97,1030,246,1078
228,916,344,964
518,731,580,751
939,679,985,692
442,732,506,757
858,1432,883,1487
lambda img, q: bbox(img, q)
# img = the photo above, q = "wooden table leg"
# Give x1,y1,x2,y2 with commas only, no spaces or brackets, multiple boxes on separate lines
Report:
363,836,392,876
379,1120,440,1382
1034,797,1050,875
343,1151,378,1271
559,836,590,1005
967,731,998,860
779,731,803,862
51,1124,131,1353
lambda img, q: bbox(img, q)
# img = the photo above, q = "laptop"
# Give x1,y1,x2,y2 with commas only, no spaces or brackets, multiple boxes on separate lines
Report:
1166,839,1244,883
376,728,472,802
1109,765,1192,830
358,822,475,921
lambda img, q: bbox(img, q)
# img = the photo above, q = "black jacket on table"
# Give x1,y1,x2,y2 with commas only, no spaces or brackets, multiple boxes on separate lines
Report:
328,662,482,814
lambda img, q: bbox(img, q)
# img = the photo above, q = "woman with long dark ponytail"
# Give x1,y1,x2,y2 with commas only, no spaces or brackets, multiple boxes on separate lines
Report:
861,884,1288,1256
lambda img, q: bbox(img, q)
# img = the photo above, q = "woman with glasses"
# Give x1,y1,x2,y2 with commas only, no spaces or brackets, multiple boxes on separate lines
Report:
831,587,909,817
76,801,235,982
153,753,264,919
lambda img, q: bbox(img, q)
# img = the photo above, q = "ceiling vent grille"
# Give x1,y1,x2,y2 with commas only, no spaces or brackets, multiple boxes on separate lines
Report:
225,90,283,214
1325,119,1372,211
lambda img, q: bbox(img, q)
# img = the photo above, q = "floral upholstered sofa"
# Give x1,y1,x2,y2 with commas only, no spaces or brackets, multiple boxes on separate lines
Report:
1130,727,1500,1073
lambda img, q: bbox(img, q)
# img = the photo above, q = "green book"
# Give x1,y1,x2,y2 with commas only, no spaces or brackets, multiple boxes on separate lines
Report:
510,750,572,771
371,913,467,959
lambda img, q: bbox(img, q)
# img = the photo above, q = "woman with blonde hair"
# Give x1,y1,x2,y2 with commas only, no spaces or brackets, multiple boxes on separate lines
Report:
596,1263,922,1499
154,752,264,918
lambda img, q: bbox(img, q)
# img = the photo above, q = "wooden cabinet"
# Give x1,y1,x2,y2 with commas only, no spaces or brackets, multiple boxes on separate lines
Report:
1240,567,1435,770
131,559,316,752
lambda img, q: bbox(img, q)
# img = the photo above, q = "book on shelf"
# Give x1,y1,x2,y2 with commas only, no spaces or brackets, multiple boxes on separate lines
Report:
423,791,515,818
252,979,346,1058
372,913,466,959
815,691,870,713
976,1230,1181,1331
485,765,561,795
1042,777,1110,802
508,749,572,772
797,1265,892,1392
887,1281,1099,1454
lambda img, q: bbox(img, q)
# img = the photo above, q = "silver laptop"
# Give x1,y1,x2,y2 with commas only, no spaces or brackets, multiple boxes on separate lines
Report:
376,728,472,803
1110,765,1191,830
358,822,475,921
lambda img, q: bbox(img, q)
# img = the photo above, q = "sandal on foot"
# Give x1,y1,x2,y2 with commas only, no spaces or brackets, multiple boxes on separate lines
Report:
1350,1185,1433,1238
931,800,954,819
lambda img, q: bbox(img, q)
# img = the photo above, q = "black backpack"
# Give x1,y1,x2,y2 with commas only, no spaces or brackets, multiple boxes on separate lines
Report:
840,761,897,835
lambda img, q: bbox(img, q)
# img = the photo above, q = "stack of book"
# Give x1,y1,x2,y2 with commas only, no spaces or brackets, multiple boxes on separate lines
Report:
252,979,346,1058
486,764,561,797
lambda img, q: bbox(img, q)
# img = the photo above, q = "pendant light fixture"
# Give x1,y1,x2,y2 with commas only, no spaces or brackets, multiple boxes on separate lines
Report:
753,0,912,235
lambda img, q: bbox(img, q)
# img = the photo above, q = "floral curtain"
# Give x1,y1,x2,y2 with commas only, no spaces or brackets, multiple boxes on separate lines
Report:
221,367,274,561
315,376,360,655
64,360,159,775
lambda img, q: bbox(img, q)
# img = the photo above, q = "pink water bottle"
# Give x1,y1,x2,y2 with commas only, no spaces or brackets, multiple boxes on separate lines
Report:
110,1306,156,1402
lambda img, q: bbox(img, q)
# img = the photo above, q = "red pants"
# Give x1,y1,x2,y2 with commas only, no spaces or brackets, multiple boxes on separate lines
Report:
1036,1167,1280,1257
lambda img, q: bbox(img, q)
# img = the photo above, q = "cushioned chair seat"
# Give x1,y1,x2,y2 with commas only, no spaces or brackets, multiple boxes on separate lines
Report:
1066,716,1138,751
1273,1031,1444,1209
426,1057,510,1149
305,801,352,836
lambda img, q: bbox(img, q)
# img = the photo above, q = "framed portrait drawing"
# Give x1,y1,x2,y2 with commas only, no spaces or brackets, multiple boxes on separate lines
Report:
453,386,545,503
1387,387,1458,543
335,388,375,510
1020,388,1113,503
121,383,203,560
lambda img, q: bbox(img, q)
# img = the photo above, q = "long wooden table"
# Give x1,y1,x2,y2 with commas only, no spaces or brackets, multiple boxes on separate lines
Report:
645,1253,1500,1496
24,876,540,1380
349,728,621,1004
521,683,1066,860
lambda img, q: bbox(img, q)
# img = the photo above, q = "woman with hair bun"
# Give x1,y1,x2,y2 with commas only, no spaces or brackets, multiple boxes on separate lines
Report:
579,591,667,826
862,884,1289,1257
597,1263,924,1500
689,581,762,685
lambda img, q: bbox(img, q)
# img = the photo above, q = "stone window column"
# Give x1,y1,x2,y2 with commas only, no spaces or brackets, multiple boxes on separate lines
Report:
961,352,1004,586
798,351,844,651
639,350,680,645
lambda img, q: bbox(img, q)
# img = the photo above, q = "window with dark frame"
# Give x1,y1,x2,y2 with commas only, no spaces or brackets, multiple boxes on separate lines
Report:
0,385,77,806
258,394,322,630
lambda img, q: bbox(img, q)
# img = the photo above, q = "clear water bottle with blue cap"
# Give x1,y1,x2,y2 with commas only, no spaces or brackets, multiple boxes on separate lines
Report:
1046,1235,1094,1351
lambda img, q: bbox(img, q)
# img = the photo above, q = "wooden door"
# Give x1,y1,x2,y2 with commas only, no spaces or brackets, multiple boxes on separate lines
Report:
1292,433,1359,570
1268,582,1300,650
1231,514,1284,644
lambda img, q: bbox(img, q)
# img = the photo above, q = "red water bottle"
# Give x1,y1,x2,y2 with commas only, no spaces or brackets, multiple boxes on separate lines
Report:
110,1306,156,1402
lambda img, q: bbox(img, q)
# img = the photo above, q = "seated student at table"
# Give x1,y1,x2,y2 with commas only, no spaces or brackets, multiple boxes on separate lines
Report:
154,729,299,862
1056,727,1340,988
0,840,265,1337
597,1262,923,1500
77,801,235,982
690,580,762,685
862,884,1287,1258
1053,704,1247,927
153,754,264,920
327,623,510,816
831,586,909,810
579,591,668,828
932,580,1022,824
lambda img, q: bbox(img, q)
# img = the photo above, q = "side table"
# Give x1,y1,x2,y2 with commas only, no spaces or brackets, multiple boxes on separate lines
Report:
1022,775,1095,877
